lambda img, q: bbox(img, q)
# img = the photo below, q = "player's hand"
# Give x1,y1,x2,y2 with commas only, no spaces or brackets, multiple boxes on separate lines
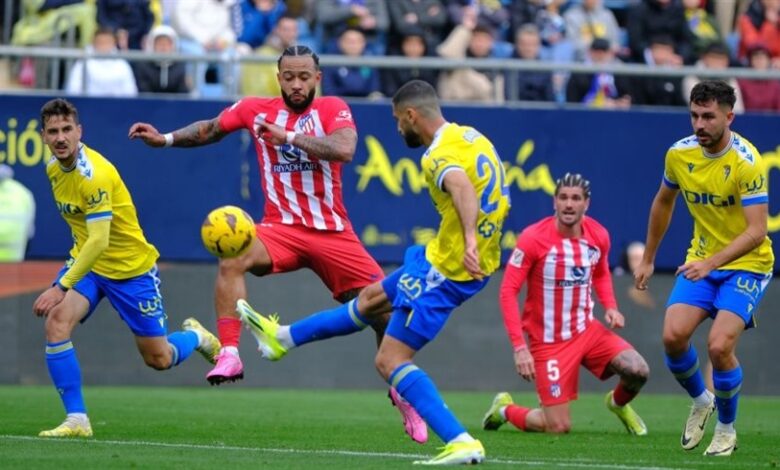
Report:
128,122,165,147
633,261,654,291
513,345,535,381
33,286,66,317
604,308,625,329
464,237,485,280
256,119,287,145
676,259,714,282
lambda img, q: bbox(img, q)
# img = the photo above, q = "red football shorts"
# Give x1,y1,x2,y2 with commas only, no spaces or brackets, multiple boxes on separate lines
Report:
256,223,383,299
530,321,632,406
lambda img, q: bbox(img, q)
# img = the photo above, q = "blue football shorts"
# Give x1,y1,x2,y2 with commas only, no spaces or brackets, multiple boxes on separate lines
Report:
667,269,772,328
382,245,488,350
54,263,169,337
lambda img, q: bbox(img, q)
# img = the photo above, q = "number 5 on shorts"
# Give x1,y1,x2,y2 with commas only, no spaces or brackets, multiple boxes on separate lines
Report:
546,359,560,381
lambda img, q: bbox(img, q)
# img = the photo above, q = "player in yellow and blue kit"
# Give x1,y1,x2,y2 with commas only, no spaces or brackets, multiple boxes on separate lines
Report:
634,81,773,457
32,99,221,437
237,80,509,464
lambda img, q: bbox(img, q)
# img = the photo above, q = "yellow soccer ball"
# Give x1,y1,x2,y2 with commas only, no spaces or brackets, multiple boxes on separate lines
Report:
200,205,256,258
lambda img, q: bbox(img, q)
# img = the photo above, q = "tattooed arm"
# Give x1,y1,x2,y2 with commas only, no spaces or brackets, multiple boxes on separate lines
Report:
256,121,357,163
128,118,229,148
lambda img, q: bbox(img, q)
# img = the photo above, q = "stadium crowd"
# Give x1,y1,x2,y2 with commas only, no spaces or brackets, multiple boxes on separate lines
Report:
2,0,780,108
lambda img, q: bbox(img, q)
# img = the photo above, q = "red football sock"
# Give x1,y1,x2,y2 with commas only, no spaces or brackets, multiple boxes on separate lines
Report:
217,317,242,348
613,382,639,407
505,404,531,431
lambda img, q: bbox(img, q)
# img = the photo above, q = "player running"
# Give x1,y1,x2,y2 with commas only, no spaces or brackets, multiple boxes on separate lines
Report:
634,80,773,456
34,98,220,437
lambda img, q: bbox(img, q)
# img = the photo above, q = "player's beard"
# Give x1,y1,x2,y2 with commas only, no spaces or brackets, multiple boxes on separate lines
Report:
402,129,423,148
282,88,316,113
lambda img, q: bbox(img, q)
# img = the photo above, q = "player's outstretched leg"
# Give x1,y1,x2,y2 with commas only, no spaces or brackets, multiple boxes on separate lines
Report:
605,390,648,436
389,387,428,444
482,392,514,431
237,299,289,360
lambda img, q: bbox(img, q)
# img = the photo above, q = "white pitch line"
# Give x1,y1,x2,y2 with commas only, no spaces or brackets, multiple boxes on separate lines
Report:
0,435,695,470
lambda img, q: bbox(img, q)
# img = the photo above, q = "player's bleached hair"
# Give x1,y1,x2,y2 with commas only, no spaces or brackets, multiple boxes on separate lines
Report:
690,80,736,109
278,45,320,70
40,98,79,127
392,80,442,118
555,172,591,199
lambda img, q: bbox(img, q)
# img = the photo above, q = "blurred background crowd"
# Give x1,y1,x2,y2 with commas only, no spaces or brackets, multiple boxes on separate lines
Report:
1,0,779,110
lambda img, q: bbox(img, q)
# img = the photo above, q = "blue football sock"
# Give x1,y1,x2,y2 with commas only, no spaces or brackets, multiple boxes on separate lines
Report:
389,362,465,443
290,299,369,346
665,346,706,398
167,330,198,367
45,340,86,414
713,366,742,425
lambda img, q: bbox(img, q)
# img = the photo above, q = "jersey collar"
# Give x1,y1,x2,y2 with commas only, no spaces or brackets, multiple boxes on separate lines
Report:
702,131,734,159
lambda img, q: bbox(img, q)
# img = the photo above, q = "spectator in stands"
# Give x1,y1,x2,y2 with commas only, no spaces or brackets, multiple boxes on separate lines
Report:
567,37,633,108
683,42,745,113
535,0,572,62
631,34,687,106
133,25,190,95
446,0,511,41
315,0,389,55
97,0,154,50
437,7,504,102
0,164,35,263
504,24,554,102
233,0,287,53
564,0,622,62
65,27,138,97
322,28,381,98
627,0,695,64
171,0,237,97
381,29,440,97
509,0,544,39
683,0,723,57
240,14,299,97
737,0,780,65
738,42,780,111
11,0,96,48
387,0,448,53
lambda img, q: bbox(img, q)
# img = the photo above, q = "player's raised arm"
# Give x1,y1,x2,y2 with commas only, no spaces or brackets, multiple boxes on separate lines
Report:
128,117,229,148
255,119,356,162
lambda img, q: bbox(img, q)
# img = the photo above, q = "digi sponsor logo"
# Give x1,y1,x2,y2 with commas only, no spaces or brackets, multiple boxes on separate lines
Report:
509,248,524,267
682,190,736,207
56,201,83,215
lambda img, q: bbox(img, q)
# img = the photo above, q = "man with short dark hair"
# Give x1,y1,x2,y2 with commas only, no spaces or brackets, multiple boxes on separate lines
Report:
635,80,774,456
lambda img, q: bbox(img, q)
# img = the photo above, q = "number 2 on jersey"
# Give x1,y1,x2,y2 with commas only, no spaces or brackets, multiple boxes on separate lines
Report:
476,152,510,214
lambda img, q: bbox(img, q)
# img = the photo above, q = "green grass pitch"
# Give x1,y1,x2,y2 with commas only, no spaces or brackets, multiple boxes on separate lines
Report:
1,386,778,469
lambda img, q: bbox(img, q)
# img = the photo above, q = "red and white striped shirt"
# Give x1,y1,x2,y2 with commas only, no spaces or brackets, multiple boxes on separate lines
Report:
219,96,356,231
499,216,618,347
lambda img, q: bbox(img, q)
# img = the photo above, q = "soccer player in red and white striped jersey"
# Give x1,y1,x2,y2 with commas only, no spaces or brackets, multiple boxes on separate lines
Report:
482,173,650,436
127,46,386,384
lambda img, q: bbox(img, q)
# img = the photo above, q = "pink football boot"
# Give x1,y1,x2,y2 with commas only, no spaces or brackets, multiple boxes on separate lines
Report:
206,350,244,385
389,387,428,444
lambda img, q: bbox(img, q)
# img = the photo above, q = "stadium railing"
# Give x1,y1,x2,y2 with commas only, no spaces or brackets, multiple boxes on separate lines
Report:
1,44,780,104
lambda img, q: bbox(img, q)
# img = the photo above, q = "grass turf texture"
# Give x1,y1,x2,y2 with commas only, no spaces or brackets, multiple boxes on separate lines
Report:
1,386,778,469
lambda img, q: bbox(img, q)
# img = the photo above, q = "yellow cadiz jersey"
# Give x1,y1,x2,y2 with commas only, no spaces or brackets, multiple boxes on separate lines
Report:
663,132,774,273
422,123,511,281
46,143,159,279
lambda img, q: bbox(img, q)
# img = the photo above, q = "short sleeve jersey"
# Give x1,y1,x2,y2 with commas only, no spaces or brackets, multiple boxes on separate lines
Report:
663,132,774,273
46,144,159,279
219,96,356,231
422,123,511,281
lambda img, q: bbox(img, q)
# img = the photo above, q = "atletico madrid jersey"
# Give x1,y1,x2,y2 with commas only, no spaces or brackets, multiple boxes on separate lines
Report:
499,216,617,346
219,96,356,231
